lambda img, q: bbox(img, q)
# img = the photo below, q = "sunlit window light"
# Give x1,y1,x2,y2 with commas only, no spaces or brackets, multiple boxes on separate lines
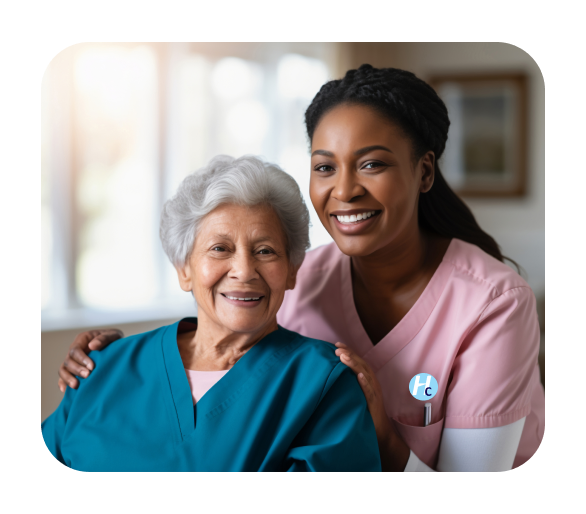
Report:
275,54,333,250
211,58,267,157
41,67,53,310
277,54,329,100
211,57,261,101
42,44,335,328
74,45,159,309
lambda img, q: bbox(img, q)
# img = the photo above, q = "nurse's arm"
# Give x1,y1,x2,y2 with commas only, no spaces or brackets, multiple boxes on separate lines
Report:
57,329,124,392
283,363,382,472
335,342,410,471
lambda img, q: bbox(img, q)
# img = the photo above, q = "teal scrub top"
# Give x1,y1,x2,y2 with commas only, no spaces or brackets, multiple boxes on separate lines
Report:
42,319,381,471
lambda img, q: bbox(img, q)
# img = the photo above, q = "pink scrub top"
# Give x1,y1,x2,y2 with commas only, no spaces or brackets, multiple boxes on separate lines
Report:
277,238,544,469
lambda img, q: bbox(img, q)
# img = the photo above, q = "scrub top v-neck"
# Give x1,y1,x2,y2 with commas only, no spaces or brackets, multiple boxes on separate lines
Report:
42,318,381,471
278,239,545,468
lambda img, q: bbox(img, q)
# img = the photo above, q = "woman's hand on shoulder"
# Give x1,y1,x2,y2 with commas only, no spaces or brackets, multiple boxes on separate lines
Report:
335,343,391,441
57,329,124,393
335,342,410,471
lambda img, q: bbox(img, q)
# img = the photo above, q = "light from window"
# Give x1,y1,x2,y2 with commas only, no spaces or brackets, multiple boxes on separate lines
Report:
41,64,53,310
275,54,333,250
73,46,159,309
277,54,329,100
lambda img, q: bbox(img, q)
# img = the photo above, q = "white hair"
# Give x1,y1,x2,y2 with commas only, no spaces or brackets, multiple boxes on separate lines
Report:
160,155,311,267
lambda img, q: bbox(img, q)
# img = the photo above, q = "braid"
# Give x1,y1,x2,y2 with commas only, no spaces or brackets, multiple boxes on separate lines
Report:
305,64,517,267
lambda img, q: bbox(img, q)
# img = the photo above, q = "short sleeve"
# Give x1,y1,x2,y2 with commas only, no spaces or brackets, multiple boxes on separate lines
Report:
41,386,76,465
283,363,381,472
444,286,540,429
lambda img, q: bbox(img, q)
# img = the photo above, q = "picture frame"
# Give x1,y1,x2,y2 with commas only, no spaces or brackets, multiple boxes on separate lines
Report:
429,73,528,197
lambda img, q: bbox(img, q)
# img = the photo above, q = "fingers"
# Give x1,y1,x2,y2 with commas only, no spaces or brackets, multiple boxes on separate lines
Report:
58,365,79,390
64,351,92,379
334,345,379,402
57,328,124,392
335,342,348,349
68,346,95,371
335,347,368,375
88,329,124,351
357,372,375,399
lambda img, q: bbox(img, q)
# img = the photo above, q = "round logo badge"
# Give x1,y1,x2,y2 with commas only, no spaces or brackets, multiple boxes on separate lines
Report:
408,373,438,401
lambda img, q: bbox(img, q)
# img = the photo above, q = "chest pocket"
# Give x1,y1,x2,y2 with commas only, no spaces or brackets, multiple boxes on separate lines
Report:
391,416,445,469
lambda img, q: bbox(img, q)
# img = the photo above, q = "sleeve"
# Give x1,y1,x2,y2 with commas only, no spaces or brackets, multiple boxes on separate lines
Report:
445,286,540,429
283,363,382,472
41,387,76,465
405,418,526,472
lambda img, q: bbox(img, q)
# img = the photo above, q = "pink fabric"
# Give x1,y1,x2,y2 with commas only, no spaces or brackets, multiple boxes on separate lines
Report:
184,369,229,404
278,239,544,469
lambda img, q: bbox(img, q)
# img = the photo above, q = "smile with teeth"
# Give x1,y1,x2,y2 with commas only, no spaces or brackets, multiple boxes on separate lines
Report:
335,211,377,224
222,294,263,302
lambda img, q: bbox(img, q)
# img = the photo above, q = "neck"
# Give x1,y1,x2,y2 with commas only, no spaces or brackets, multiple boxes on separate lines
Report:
351,226,432,294
178,312,279,371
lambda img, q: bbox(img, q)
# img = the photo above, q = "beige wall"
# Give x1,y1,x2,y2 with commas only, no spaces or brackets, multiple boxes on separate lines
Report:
41,319,178,421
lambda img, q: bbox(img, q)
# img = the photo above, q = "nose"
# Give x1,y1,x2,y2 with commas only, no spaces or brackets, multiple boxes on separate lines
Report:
332,167,365,203
228,250,260,283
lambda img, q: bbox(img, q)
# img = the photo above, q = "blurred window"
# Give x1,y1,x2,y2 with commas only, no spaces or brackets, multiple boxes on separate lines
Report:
42,43,334,330
41,68,52,310
74,46,159,309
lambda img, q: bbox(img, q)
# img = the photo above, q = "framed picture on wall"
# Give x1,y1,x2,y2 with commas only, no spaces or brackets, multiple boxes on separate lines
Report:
429,73,528,197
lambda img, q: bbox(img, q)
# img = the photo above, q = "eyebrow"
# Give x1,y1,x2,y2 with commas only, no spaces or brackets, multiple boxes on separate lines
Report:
311,145,393,158
311,149,334,157
354,145,393,156
210,233,279,245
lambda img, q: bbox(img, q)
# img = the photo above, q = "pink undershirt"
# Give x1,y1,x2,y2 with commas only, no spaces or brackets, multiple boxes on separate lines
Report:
184,369,229,405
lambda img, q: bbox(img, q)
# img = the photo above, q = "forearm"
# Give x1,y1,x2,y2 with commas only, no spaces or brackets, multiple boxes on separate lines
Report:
379,428,411,472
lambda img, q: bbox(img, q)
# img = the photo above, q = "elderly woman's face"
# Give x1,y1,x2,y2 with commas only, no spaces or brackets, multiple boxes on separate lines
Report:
177,203,298,335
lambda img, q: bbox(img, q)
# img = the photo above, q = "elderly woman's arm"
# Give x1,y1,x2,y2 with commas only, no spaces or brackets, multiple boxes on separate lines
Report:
283,363,381,472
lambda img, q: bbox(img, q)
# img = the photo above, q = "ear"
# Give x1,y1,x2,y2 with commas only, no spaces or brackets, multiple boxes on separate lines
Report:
285,259,303,291
175,262,193,292
419,151,436,193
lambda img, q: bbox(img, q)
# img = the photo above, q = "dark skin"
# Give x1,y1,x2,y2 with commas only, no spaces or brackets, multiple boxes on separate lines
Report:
57,103,451,471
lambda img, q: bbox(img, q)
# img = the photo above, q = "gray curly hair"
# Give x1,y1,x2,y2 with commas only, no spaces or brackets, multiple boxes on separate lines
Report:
160,155,311,267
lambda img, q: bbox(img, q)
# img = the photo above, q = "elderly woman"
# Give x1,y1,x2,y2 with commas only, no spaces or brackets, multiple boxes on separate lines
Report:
42,155,381,472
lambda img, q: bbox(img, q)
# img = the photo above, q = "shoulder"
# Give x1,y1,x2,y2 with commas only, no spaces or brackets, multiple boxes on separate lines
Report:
278,327,345,376
283,242,344,306
279,328,362,402
89,324,168,366
444,238,532,299
298,242,344,274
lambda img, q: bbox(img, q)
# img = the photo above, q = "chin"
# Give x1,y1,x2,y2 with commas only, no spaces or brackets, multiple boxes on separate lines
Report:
331,235,384,258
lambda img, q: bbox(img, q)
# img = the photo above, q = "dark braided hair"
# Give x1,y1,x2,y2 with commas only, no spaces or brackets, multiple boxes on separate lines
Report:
305,64,514,266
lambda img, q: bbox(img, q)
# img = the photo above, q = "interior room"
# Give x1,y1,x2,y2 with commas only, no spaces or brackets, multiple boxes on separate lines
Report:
41,42,545,421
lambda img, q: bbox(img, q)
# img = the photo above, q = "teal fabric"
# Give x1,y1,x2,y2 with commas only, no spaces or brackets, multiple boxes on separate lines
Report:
42,319,381,471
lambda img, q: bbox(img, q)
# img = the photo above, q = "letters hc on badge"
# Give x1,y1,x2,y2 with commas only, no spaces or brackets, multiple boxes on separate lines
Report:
409,373,438,401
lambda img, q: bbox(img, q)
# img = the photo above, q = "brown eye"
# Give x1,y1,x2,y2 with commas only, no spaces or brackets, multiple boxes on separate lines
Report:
212,246,225,252
315,164,334,172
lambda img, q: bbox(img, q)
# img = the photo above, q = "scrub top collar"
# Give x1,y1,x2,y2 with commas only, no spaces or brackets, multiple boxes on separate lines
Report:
159,317,300,441
341,239,457,373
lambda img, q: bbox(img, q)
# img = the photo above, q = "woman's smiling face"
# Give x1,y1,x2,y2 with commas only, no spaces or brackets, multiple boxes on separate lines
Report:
309,103,435,257
176,203,298,335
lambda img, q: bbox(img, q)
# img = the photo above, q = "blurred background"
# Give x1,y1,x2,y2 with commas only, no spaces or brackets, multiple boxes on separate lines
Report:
41,42,545,420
